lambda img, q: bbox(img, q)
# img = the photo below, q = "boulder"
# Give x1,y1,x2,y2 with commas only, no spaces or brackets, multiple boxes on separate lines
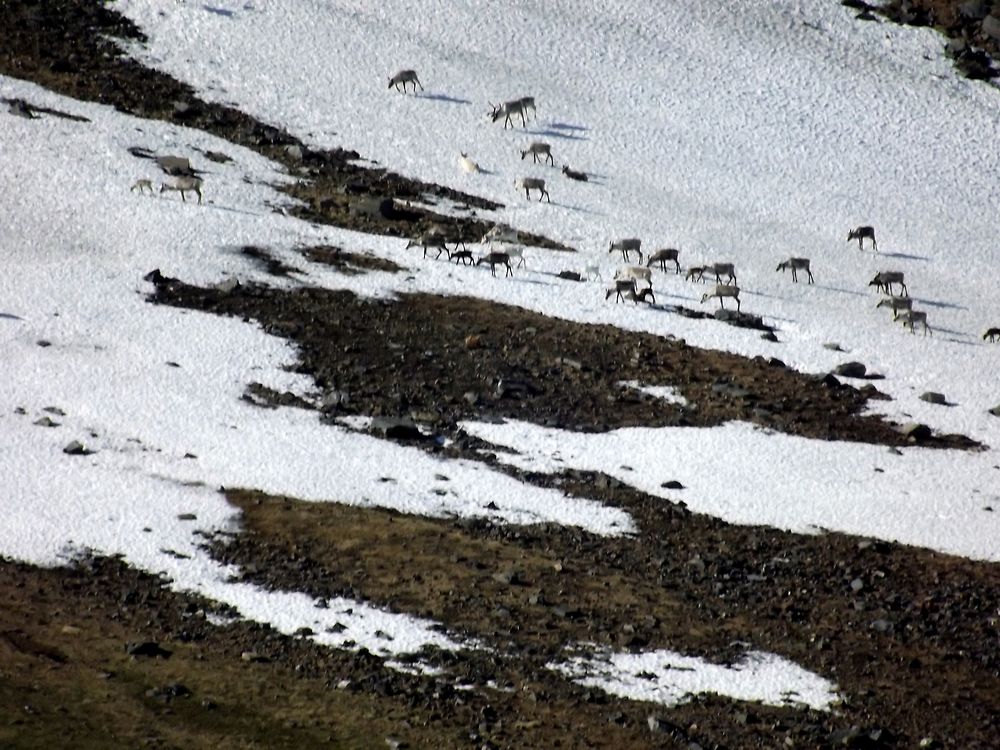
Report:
835,361,867,378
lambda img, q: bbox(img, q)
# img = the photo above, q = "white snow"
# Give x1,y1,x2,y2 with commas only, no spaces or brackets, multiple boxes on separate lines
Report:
3,0,1000,711
552,647,840,711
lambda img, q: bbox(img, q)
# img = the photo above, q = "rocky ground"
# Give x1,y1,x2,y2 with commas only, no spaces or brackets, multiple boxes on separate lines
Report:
1,2,998,748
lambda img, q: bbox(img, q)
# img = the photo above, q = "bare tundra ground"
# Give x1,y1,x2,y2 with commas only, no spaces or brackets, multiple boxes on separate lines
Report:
1,2,998,748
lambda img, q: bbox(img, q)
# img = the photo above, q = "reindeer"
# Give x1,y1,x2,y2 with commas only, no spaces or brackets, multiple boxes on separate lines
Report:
515,177,550,202
701,284,741,312
605,279,637,303
406,231,451,259
983,327,1000,343
897,310,931,335
869,271,907,297
775,257,814,284
130,178,154,195
159,176,203,204
646,248,681,274
609,238,642,264
521,142,554,165
477,251,513,277
848,225,878,252
490,98,530,129
388,69,423,93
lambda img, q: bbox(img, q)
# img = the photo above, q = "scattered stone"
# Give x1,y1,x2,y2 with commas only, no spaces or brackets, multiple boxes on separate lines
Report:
177,513,197,521
126,641,172,659
661,480,685,490
557,271,582,281
156,154,193,175
240,650,269,663
214,278,241,294
850,577,865,592
835,361,867,378
63,440,95,456
896,422,932,441
370,417,426,441
36,339,51,347
33,417,59,427
464,334,482,349
919,392,947,405
760,331,778,342
823,342,845,352
988,404,1000,417
870,618,893,633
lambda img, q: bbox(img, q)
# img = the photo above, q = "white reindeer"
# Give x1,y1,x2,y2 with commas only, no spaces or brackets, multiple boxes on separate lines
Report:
608,238,642,264
159,176,203,204
583,262,602,281
388,69,423,93
481,223,519,246
847,225,878,252
701,284,741,312
458,152,481,173
130,178,154,195
520,142,553,165
646,248,681,274
515,177,550,202
875,295,912,316
614,265,653,288
869,271,907,296
775,257,814,284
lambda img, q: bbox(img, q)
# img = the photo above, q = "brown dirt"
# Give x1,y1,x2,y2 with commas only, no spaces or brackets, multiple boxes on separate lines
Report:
2,2,999,749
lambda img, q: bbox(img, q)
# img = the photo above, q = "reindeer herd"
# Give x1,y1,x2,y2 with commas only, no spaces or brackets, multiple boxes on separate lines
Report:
386,65,996,345
129,62,998,347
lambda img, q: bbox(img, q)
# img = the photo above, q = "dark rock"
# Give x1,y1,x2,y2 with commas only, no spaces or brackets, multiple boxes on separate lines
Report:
896,422,932,441
919,392,947,405
33,417,59,427
126,641,172,659
835,361,867,378
63,440,95,456
370,417,426,441
155,154,194,176
661,480,685,490
558,271,583,281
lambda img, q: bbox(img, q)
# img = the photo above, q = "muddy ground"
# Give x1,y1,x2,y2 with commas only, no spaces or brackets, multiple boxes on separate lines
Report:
1,2,998,749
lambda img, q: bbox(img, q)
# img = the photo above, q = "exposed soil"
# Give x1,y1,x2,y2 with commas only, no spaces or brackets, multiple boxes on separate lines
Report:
2,2,999,749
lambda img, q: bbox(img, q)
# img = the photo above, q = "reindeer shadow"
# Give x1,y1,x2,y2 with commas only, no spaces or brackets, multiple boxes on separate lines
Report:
419,93,473,105
524,127,588,142
0,312,23,321
875,251,932,262
202,6,236,17
549,122,589,132
544,201,607,216
911,296,968,311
